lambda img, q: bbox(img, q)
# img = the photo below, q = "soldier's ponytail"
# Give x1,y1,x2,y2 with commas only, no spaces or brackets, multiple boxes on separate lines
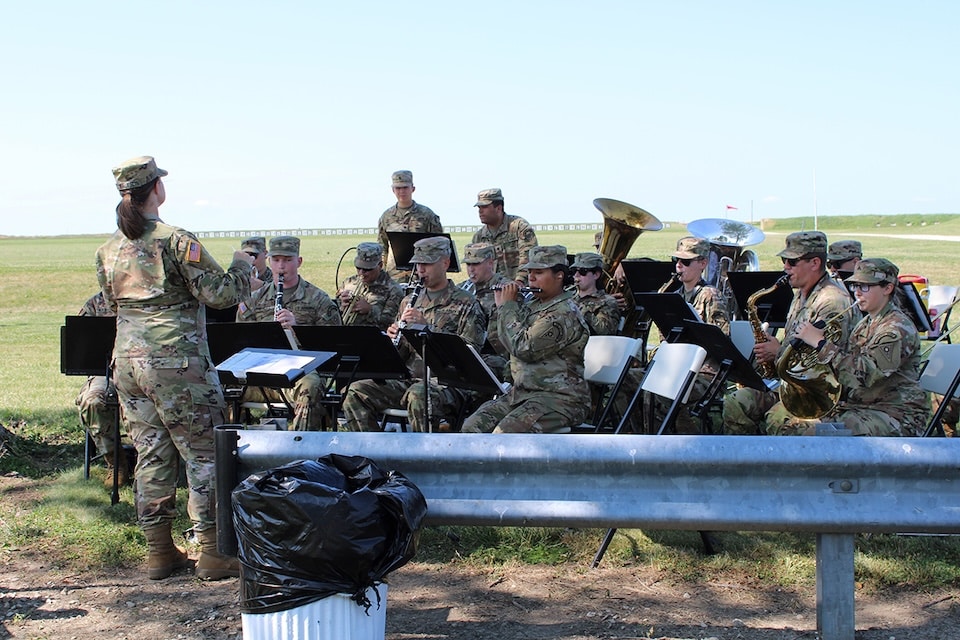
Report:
116,179,157,239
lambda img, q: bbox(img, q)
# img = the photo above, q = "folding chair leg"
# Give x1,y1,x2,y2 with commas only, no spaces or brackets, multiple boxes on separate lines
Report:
592,528,618,569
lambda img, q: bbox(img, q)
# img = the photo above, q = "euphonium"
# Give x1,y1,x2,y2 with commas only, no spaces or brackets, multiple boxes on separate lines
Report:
340,281,367,326
776,300,860,419
745,273,791,379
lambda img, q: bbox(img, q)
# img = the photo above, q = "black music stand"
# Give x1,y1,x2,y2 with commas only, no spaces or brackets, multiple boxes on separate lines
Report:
726,271,793,330
60,316,124,505
216,348,336,388
387,231,461,273
676,319,768,392
620,260,676,295
293,325,410,424
204,304,239,323
634,292,702,344
402,325,508,431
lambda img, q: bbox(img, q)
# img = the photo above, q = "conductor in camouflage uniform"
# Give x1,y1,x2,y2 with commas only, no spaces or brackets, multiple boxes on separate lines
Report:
74,291,128,486
342,237,486,432
237,235,341,430
471,188,539,282
794,258,930,436
570,252,621,336
458,242,510,377
377,170,443,280
97,155,251,581
337,241,404,330
461,245,590,434
723,231,860,435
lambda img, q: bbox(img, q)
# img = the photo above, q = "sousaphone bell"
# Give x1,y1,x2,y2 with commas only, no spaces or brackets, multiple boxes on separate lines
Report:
686,218,764,290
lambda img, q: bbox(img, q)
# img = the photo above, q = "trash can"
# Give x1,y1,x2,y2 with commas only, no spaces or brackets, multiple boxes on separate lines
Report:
232,455,427,640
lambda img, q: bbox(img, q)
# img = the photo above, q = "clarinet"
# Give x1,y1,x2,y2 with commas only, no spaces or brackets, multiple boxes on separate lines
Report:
274,273,285,321
393,279,423,346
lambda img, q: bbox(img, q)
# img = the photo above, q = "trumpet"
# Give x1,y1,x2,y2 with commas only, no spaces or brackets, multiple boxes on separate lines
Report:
393,278,423,347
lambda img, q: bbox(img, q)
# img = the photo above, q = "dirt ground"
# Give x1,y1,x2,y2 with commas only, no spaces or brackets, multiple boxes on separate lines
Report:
1,474,958,640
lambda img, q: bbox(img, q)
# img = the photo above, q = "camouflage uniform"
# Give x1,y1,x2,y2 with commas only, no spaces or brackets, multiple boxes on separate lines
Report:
817,259,929,436
723,232,860,436
458,243,511,379
472,189,538,282
340,243,404,331
574,291,621,336
75,292,120,462
97,180,250,532
237,238,341,431
462,246,591,434
378,172,442,279
342,238,486,432
241,236,273,282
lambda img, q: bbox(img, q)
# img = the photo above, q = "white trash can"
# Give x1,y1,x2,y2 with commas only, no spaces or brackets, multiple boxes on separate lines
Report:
241,583,387,640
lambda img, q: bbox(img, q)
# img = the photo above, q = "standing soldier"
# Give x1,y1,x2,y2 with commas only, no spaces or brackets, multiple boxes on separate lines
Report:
237,235,341,430
337,242,404,330
461,245,590,434
570,252,621,336
377,170,443,281
97,155,251,581
471,188,538,283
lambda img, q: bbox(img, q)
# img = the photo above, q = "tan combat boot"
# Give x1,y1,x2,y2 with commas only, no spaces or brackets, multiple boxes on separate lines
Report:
143,523,191,580
195,528,240,580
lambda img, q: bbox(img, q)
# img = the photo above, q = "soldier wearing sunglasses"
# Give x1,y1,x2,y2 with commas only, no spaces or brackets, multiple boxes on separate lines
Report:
570,252,620,336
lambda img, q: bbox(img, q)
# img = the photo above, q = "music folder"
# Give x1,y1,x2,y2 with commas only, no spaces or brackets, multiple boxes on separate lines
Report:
896,281,933,333
387,231,461,272
619,260,676,295
633,292,702,342
206,321,293,366
215,348,336,388
725,271,793,329
675,320,767,392
292,325,409,381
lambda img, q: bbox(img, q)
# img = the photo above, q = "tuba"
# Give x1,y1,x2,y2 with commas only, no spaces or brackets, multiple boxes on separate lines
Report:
776,301,860,419
593,198,663,337
687,218,764,312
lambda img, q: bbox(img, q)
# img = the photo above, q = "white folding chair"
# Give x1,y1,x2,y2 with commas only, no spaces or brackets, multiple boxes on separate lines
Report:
919,343,960,436
582,335,644,431
635,342,707,435
926,285,959,341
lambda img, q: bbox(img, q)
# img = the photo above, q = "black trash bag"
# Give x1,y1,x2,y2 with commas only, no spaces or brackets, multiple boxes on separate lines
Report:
233,454,427,615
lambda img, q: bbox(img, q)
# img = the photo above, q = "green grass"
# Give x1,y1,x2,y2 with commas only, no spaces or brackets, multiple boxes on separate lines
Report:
1,213,959,582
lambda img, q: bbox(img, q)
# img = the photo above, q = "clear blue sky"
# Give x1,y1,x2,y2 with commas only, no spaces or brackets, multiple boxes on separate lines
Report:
2,1,957,237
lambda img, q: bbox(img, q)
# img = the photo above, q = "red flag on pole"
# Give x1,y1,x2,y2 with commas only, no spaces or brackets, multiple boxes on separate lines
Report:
726,204,738,210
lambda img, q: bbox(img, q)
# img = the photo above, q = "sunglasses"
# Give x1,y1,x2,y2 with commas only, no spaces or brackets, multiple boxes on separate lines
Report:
781,255,814,267
828,259,854,269
672,257,697,267
850,282,884,293
245,251,260,258
574,268,598,276
357,266,377,272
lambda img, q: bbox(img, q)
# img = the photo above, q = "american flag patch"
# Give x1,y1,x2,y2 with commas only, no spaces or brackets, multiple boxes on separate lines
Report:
238,302,247,314
187,241,202,263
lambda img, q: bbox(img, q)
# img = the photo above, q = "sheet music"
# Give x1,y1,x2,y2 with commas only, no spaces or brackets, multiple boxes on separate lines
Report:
217,350,316,380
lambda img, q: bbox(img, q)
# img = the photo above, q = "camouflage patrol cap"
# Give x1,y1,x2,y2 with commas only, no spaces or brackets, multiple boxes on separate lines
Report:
462,242,496,264
392,170,413,187
672,236,710,260
112,155,168,191
570,252,604,270
474,188,504,207
354,242,384,269
845,258,899,285
269,235,300,257
521,245,569,270
777,231,828,259
241,236,266,254
827,240,863,262
409,236,451,264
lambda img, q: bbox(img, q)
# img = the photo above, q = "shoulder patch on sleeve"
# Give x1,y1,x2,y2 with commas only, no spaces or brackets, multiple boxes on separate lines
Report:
187,241,202,263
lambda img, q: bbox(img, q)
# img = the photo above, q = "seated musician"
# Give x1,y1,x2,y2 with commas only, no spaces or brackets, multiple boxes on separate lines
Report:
723,231,860,435
794,258,930,436
570,252,621,336
461,245,590,434
240,235,271,290
236,235,341,430
337,242,404,330
458,242,510,379
341,236,486,432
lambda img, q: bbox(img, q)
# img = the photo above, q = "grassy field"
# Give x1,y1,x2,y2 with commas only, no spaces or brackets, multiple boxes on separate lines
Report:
1,214,958,584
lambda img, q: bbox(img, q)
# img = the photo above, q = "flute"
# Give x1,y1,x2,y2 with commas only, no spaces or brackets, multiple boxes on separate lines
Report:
393,278,423,347
492,285,542,293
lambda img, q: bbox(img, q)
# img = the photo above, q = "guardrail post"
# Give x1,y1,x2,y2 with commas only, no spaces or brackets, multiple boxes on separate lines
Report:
816,532,855,640
214,425,241,556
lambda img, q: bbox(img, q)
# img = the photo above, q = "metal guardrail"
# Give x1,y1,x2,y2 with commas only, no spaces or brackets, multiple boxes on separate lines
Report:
214,429,960,640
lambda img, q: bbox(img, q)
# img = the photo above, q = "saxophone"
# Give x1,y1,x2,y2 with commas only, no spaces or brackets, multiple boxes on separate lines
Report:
744,273,790,379
657,273,681,293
